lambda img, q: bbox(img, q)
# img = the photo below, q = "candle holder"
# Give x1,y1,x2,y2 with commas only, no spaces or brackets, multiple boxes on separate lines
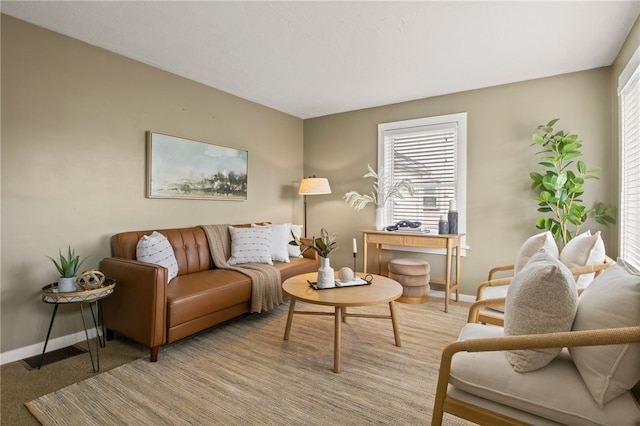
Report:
353,253,357,274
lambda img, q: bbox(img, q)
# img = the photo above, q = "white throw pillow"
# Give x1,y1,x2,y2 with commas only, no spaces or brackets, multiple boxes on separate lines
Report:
136,231,179,282
252,223,291,263
228,226,273,265
514,231,559,274
569,259,640,408
288,224,303,258
560,230,606,289
504,250,578,372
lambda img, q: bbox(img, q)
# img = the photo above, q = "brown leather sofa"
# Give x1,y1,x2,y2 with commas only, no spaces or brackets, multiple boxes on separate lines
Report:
100,225,319,362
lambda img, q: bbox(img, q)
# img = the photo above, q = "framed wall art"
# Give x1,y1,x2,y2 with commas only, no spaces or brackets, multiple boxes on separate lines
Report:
146,132,248,200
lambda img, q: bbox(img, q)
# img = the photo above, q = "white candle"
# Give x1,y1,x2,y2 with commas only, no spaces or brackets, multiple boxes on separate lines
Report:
352,238,357,254
449,199,457,211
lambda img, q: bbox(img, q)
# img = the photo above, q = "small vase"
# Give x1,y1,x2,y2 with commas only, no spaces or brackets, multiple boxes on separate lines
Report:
57,276,78,293
375,207,386,231
317,257,335,289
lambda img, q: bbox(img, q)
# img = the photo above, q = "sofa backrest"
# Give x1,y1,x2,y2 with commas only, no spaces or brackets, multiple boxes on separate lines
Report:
111,227,213,275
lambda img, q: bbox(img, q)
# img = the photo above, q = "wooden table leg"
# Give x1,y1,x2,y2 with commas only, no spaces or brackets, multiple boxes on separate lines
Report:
389,301,401,347
444,240,452,313
455,244,461,302
284,298,296,340
334,306,342,373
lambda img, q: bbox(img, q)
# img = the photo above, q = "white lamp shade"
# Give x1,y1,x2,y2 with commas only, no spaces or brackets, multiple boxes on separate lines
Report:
298,178,331,195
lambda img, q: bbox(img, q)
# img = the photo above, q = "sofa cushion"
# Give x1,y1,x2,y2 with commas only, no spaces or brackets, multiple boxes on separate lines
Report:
569,258,640,407
228,225,273,265
167,269,252,327
504,250,577,372
560,230,606,289
451,323,640,426
136,231,179,281
514,231,559,274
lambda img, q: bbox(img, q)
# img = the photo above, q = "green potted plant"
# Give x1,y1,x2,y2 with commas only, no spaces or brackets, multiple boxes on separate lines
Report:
48,246,87,292
290,228,338,288
528,119,617,247
343,164,414,230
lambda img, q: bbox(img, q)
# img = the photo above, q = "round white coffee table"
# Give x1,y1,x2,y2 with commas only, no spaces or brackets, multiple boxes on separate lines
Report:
282,272,402,373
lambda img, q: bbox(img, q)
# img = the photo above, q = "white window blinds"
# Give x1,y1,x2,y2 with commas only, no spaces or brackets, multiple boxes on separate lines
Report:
619,49,640,271
382,123,457,229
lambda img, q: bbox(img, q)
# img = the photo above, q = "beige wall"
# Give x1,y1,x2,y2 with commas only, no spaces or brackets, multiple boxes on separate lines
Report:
2,13,638,357
1,15,304,353
304,68,617,296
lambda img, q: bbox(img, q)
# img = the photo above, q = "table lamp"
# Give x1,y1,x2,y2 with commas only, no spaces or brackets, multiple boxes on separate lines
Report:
298,176,331,237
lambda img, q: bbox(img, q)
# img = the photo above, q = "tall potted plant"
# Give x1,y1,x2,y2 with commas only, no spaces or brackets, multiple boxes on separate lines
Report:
48,246,87,292
528,119,616,247
344,164,414,230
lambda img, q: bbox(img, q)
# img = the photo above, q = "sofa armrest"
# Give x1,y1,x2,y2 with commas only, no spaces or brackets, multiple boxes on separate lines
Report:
100,257,168,351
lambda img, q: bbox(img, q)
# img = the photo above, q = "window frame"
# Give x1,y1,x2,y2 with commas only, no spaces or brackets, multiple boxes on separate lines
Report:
618,45,640,271
377,113,467,255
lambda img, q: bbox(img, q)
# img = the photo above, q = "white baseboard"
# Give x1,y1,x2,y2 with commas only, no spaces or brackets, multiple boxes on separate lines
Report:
428,289,475,304
0,328,98,366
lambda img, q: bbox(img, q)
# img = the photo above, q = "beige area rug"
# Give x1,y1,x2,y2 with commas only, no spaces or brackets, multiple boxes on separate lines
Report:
27,298,474,425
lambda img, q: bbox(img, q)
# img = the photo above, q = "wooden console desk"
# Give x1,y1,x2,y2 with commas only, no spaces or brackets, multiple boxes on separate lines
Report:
362,230,463,312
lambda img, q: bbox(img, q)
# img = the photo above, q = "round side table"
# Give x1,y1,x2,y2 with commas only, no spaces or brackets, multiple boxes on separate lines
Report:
38,279,115,372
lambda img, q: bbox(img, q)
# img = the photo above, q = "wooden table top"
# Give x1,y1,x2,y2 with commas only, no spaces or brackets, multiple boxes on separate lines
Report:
282,272,402,308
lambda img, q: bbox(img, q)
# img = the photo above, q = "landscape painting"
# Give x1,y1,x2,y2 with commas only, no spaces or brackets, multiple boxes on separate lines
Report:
147,132,248,200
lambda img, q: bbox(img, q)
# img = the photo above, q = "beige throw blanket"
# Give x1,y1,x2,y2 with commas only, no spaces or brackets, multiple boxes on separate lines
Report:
200,224,283,313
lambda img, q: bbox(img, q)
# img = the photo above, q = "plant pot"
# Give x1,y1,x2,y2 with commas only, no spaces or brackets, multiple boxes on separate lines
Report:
317,258,335,289
57,276,78,293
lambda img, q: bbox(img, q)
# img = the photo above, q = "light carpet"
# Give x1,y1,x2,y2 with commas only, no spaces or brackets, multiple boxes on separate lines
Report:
27,298,474,425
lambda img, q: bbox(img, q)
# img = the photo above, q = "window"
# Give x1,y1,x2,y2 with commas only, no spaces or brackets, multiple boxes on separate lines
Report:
378,113,467,254
619,46,640,270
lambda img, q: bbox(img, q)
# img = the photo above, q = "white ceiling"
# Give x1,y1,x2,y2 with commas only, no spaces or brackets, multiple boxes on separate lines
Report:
2,1,639,119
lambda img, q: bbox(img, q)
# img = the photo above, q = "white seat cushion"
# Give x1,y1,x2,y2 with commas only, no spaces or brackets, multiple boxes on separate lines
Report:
450,323,640,426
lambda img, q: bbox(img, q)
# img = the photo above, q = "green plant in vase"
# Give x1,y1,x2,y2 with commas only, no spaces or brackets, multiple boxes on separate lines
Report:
528,119,616,247
48,246,87,292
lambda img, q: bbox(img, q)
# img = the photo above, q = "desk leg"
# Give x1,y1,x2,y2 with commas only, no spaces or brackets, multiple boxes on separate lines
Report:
334,306,342,373
363,238,368,274
38,304,59,370
455,245,461,302
444,240,452,313
284,298,296,340
377,243,382,275
389,302,401,347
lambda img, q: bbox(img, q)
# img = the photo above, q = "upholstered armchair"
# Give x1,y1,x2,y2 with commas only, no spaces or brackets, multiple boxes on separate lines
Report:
432,255,640,426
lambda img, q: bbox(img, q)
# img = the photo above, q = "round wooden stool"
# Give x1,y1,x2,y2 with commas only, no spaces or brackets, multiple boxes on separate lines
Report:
388,258,430,304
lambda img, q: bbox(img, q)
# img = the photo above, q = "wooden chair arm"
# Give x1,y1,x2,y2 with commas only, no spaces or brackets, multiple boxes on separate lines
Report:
487,264,515,280
468,297,506,323
447,325,640,355
475,277,513,300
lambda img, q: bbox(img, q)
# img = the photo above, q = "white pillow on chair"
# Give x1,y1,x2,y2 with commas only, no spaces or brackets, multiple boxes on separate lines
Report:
514,231,559,274
559,230,606,289
570,258,640,407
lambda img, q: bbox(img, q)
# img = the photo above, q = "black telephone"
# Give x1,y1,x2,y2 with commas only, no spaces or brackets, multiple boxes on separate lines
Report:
386,220,421,231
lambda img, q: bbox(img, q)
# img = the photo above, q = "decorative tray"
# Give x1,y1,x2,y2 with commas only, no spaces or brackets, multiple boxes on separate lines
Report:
41,279,116,303
307,276,372,290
